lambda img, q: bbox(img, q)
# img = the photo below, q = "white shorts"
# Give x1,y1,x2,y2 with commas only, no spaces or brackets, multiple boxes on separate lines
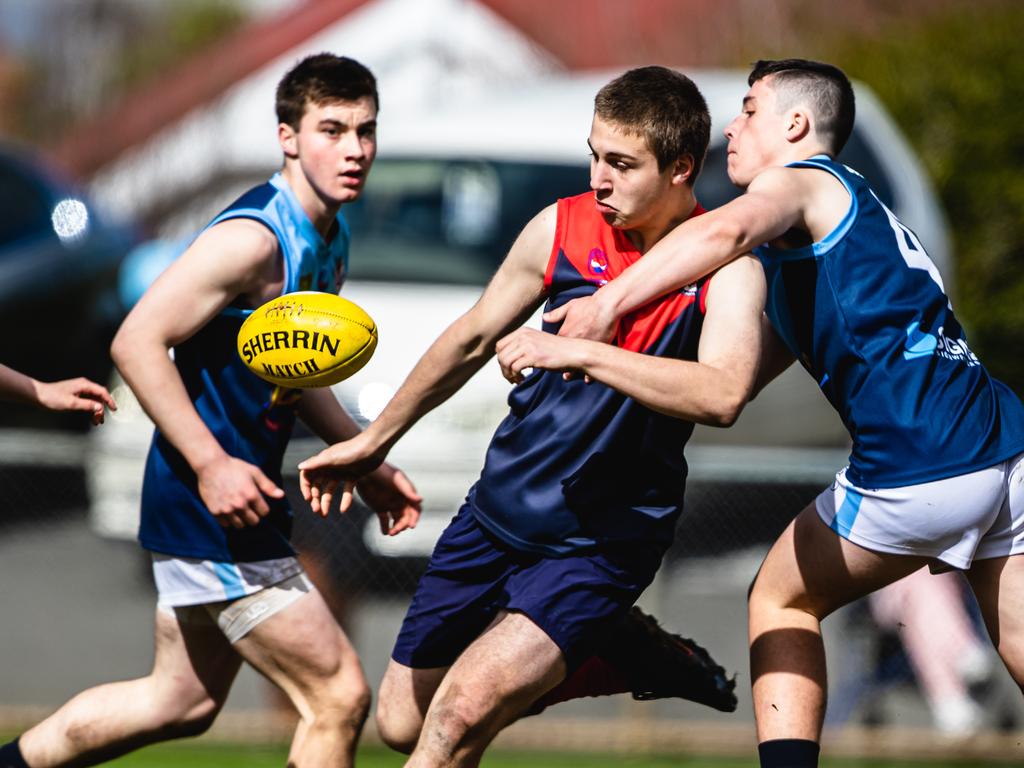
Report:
816,452,1024,570
153,555,310,643
161,572,315,644
153,554,304,607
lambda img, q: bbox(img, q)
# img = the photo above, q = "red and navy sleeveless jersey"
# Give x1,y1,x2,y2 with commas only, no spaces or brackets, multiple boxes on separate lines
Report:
139,173,349,562
468,193,709,556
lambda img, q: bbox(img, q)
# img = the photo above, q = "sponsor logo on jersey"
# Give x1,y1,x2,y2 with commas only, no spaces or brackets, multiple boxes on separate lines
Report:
902,321,979,367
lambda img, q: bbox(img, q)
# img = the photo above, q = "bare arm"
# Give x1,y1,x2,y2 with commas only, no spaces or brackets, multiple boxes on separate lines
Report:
296,387,362,446
497,255,766,426
550,169,805,341
111,218,285,529
297,387,422,534
298,204,555,513
0,365,116,425
751,315,796,399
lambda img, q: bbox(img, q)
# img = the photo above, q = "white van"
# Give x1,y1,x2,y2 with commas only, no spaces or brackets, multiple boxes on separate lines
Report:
88,70,951,562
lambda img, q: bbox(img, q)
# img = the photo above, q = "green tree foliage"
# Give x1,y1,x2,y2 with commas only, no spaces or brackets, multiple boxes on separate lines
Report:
833,2,1024,390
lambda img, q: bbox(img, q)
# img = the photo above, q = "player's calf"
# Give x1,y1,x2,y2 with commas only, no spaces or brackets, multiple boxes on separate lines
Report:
9,673,228,768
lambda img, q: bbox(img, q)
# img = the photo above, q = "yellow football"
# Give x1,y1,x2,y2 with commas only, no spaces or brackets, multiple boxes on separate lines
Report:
237,291,377,388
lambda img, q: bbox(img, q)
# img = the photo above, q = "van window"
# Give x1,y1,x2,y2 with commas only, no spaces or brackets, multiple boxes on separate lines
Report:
346,158,587,285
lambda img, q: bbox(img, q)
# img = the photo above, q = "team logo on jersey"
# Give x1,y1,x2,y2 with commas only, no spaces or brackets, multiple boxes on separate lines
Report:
902,321,979,367
588,248,609,275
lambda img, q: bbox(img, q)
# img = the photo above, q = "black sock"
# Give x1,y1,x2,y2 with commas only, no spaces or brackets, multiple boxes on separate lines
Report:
758,738,820,768
0,738,29,768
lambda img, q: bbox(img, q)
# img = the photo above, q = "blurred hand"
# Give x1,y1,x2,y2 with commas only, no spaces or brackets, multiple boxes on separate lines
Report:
496,328,586,384
196,454,285,529
355,463,422,535
35,377,117,425
544,294,620,342
297,432,387,517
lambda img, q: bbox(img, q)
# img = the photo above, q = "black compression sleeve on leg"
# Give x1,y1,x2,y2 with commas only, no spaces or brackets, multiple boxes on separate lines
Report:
0,738,30,768
758,738,820,768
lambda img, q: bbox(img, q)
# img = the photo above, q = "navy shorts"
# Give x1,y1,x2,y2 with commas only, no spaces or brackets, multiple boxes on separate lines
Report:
392,504,665,671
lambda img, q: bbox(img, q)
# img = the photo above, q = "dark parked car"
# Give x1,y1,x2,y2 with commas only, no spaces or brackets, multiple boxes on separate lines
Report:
0,143,136,428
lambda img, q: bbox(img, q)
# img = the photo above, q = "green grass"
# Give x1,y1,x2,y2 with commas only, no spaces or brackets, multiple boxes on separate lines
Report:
101,741,996,767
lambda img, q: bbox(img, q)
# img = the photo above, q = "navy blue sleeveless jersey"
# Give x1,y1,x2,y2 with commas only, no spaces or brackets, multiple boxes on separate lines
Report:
467,193,710,556
139,172,350,562
756,155,1024,488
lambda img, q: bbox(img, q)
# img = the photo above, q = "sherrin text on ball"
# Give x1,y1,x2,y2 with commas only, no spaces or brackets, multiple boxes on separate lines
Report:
238,291,377,387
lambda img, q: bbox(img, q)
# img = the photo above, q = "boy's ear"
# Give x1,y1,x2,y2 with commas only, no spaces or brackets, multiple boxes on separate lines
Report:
672,154,695,186
278,122,298,158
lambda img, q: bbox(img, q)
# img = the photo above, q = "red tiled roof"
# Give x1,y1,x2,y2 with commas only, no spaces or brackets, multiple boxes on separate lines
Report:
479,0,734,70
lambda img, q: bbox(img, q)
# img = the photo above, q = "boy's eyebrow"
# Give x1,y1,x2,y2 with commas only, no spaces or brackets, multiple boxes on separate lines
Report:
586,139,637,161
316,118,377,129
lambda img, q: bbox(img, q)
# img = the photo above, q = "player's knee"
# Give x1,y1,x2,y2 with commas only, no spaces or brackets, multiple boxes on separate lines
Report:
746,569,792,625
746,559,791,613
376,718,419,754
310,671,371,735
341,678,373,730
747,568,829,625
141,693,222,740
425,688,489,745
375,697,421,754
174,698,222,737
747,574,789,620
